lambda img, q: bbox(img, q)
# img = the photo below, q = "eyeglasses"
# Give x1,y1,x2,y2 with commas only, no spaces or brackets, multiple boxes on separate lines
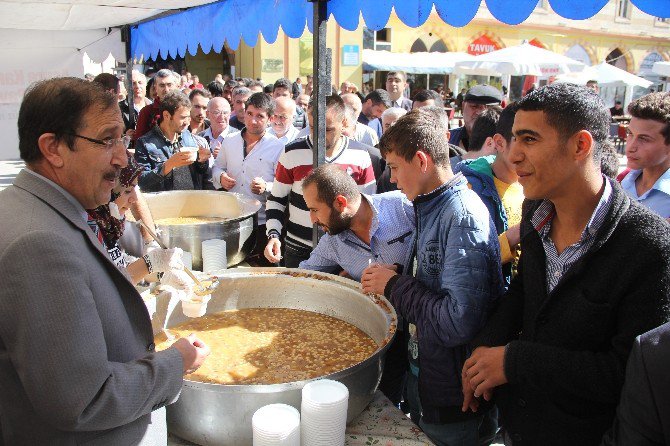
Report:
70,134,132,150
273,114,292,122
209,111,230,117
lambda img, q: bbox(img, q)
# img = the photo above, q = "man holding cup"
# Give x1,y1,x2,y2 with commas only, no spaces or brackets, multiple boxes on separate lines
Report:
135,90,211,192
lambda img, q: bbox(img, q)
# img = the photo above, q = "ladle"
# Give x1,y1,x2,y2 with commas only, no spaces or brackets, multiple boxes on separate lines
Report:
139,220,220,296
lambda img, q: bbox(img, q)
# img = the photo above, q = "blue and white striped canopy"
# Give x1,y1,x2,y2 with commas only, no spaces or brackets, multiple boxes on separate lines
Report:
131,0,670,60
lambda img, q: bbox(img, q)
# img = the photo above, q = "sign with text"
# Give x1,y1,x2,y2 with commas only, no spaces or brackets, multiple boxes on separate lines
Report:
342,45,360,66
467,35,501,56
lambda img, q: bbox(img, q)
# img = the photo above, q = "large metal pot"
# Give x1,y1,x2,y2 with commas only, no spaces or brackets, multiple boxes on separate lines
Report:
154,269,397,446
143,190,261,269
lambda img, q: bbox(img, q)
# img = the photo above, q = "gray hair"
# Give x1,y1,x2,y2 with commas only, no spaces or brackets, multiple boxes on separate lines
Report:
155,69,178,83
381,107,407,121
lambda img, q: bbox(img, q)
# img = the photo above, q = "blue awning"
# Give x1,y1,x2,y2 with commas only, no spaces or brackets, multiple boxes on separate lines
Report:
131,0,670,61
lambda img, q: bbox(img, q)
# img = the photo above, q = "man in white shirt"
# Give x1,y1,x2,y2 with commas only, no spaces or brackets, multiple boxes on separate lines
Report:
200,97,234,159
212,92,284,265
341,93,380,147
386,71,412,111
268,96,300,144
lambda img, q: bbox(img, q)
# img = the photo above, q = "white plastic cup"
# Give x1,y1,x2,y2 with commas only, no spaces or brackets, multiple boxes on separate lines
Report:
202,239,227,273
180,146,198,162
182,251,193,271
252,404,300,446
300,380,348,446
180,293,211,318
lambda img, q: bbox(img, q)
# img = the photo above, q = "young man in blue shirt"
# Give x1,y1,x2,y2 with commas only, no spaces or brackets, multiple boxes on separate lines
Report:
362,107,503,445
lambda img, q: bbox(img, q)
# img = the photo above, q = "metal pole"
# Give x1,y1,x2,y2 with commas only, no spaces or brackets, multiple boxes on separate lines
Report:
308,0,331,246
122,25,135,131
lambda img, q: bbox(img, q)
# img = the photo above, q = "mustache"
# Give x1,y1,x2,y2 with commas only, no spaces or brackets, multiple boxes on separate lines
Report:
104,170,120,182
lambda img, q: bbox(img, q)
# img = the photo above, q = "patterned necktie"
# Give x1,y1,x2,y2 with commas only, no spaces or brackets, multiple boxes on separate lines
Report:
86,212,105,247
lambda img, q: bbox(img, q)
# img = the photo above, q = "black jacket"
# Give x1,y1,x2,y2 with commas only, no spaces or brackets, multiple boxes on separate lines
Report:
472,179,670,446
601,322,670,446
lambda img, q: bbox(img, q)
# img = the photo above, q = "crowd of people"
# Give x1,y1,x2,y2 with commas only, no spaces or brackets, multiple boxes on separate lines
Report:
0,65,668,446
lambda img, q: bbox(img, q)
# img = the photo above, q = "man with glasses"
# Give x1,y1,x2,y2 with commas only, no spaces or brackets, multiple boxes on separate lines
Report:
268,96,300,144
135,90,211,192
0,77,210,444
449,84,502,150
133,69,180,141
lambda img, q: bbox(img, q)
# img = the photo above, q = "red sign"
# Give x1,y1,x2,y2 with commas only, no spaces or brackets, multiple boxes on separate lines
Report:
467,35,501,55
529,38,545,49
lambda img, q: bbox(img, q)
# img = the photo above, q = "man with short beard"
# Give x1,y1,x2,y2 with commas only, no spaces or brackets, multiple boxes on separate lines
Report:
135,91,211,191
268,96,300,144
212,93,284,265
133,69,180,141
299,164,414,405
188,89,211,135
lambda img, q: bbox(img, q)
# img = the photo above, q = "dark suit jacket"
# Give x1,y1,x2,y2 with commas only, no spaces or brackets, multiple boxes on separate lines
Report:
394,96,413,111
602,322,670,445
0,170,183,444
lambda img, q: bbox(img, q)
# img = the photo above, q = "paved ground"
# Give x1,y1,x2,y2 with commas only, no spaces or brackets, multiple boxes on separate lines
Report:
0,159,23,191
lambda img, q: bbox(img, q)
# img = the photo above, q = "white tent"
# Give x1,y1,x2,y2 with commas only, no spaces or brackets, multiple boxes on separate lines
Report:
554,62,653,89
0,1,217,160
652,61,670,77
362,49,475,74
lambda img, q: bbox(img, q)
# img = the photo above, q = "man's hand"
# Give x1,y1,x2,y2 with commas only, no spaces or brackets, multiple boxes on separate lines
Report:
361,264,398,295
264,238,282,263
171,333,210,375
197,146,211,163
164,152,195,175
250,177,266,195
210,140,222,159
219,172,237,190
506,223,521,249
462,346,507,403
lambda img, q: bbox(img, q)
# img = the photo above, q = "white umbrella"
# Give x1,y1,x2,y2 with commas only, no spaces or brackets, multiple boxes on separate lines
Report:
554,62,653,88
652,61,670,77
453,42,586,77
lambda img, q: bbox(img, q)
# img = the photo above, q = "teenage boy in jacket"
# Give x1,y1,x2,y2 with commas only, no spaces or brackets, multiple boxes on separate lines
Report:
462,83,670,446
362,107,504,445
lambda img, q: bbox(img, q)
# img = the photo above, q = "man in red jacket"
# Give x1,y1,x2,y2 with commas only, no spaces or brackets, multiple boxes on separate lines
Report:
133,69,179,141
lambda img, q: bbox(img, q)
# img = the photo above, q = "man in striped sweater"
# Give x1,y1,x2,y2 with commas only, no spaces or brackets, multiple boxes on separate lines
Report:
264,95,376,267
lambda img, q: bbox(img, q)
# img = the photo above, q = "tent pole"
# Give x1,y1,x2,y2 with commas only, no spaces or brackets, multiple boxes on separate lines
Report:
309,0,331,246
122,25,135,132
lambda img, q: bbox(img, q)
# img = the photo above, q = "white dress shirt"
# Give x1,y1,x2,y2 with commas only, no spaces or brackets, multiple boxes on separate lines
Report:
268,125,300,145
211,130,284,224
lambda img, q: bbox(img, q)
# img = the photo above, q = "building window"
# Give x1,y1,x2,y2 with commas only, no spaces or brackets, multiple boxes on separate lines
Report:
616,0,631,20
363,27,392,51
655,17,669,26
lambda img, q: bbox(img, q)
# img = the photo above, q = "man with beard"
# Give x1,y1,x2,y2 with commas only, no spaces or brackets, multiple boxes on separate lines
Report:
300,164,414,406
135,91,211,191
188,89,211,135
0,77,209,444
264,95,376,267
212,93,284,265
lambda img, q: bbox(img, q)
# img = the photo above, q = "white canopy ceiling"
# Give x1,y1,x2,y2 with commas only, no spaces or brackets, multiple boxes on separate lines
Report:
0,1,216,31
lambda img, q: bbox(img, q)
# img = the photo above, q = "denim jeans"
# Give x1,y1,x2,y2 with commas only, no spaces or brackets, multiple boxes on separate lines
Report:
405,373,497,446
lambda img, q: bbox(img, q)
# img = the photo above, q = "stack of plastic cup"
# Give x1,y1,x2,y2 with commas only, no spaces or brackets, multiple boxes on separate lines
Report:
182,251,193,271
201,239,227,273
252,404,300,446
300,380,349,446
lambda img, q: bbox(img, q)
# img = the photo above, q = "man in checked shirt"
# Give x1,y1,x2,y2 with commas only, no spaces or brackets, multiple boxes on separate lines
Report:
299,164,414,407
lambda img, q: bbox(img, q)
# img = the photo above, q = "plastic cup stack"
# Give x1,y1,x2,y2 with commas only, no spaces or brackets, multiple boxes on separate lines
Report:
182,251,193,271
201,239,227,273
252,404,300,446
300,380,349,446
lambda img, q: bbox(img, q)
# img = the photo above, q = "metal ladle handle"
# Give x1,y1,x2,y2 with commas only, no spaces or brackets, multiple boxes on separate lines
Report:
138,220,205,289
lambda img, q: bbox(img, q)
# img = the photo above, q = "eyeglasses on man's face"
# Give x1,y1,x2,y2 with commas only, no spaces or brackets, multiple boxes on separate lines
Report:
209,110,230,118
69,134,132,150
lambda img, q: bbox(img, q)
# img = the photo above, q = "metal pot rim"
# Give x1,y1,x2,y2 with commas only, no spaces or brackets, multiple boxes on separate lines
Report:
178,268,398,393
144,190,262,223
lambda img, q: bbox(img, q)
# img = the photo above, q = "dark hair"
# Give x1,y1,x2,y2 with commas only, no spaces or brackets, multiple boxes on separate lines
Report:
224,79,238,90
264,84,274,94
364,89,392,108
386,71,407,82
326,94,347,122
412,89,443,108
245,92,275,116
496,103,517,142
18,77,117,163
188,88,211,101
249,80,264,89
379,107,451,168
207,80,225,97
273,78,292,92
302,164,360,207
515,83,610,161
93,73,120,94
599,139,619,179
627,92,670,144
159,90,191,117
232,86,251,98
469,106,502,151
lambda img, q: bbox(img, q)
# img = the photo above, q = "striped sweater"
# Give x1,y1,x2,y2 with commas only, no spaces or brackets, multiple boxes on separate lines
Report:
266,136,376,251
